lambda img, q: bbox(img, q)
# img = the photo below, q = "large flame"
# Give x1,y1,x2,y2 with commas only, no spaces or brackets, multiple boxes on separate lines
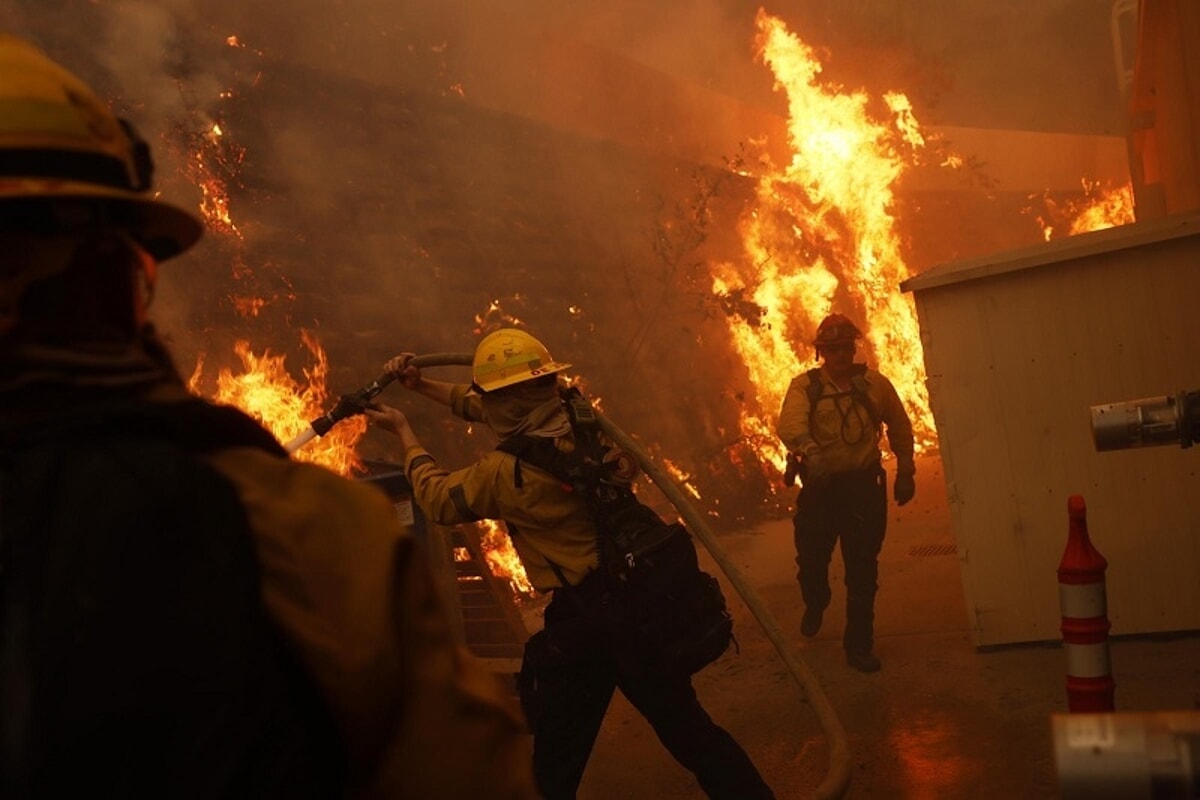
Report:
713,11,936,484
188,333,366,476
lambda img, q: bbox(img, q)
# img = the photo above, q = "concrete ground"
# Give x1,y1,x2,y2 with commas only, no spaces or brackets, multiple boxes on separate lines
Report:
565,451,1200,799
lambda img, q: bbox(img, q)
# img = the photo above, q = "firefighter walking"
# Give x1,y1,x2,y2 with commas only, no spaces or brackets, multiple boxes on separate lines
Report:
777,313,916,673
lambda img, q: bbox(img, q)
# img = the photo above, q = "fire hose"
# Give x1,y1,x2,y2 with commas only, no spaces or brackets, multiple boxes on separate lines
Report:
282,353,467,454
290,353,851,800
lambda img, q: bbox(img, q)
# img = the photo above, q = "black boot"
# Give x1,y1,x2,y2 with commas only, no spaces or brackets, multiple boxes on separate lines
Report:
846,650,881,673
800,607,823,638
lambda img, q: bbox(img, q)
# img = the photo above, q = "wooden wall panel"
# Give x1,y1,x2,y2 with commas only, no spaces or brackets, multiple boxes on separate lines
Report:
910,215,1200,645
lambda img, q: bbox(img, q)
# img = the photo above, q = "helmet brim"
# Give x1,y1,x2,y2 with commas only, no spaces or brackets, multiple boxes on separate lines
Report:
0,180,203,261
474,360,572,393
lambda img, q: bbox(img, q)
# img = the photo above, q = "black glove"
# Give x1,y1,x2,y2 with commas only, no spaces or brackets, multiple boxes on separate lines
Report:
893,471,916,506
782,453,802,487
802,448,829,484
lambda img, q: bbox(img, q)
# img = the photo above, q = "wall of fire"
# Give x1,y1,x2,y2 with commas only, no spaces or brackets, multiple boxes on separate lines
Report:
147,28,1129,528
6,1,1138,527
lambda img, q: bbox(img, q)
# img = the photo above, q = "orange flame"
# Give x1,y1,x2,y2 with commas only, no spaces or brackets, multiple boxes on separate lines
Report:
473,298,525,334
188,332,366,476
477,519,535,597
713,11,936,484
1037,179,1136,240
179,66,365,478
662,457,702,500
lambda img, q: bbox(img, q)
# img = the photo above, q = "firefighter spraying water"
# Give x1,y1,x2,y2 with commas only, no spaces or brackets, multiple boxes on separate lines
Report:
300,337,855,799
284,353,469,454
0,34,536,800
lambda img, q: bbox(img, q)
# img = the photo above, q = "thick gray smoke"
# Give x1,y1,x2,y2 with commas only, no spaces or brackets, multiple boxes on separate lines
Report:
4,0,1123,523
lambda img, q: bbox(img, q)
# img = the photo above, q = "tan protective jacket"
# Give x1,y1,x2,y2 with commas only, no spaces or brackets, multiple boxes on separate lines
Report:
402,384,599,593
777,365,914,473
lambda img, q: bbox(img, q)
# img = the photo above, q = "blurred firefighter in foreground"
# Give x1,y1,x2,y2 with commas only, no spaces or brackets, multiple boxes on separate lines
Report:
777,313,915,673
0,35,535,799
365,328,774,800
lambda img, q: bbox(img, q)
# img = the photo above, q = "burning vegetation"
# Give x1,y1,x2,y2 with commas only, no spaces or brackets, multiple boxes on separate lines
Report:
90,7,1133,597
1033,179,1136,241
710,10,937,500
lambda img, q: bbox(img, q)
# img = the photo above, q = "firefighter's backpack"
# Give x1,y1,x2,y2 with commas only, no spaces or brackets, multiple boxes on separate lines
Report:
0,398,344,798
497,388,734,676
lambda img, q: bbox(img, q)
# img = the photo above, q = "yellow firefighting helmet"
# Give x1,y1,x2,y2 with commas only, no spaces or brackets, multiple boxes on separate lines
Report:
472,328,571,392
813,313,863,347
0,35,202,261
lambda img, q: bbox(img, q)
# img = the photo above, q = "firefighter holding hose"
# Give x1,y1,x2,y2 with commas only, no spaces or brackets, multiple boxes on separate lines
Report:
365,328,775,800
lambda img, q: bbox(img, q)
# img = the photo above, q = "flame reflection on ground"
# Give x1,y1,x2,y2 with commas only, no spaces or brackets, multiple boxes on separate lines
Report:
887,708,976,800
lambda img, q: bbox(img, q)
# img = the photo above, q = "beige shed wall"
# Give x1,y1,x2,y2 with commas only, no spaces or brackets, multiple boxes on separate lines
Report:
906,212,1200,646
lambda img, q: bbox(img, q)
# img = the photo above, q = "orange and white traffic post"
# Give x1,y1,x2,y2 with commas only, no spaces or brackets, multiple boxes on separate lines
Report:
1057,495,1115,712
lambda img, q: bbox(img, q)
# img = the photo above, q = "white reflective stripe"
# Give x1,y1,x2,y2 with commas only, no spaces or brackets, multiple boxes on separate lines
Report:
1064,642,1112,678
1058,582,1108,618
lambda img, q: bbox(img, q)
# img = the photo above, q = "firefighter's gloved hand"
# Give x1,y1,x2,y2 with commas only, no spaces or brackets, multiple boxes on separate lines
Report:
782,453,802,486
802,449,830,483
893,469,916,506
383,352,422,389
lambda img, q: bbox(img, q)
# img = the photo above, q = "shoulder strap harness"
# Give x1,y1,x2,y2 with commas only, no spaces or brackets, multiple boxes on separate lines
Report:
805,364,879,427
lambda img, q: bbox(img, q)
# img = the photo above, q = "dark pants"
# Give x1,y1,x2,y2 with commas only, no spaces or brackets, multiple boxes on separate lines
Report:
793,463,888,654
518,582,774,800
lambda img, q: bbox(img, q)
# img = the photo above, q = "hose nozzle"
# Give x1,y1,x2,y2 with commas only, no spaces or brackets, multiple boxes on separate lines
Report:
1089,390,1200,451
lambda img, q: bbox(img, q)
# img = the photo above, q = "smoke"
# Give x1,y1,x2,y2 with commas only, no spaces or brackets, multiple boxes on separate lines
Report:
5,0,1124,522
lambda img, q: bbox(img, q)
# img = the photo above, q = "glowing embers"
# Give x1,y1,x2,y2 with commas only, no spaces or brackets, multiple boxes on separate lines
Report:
186,121,244,240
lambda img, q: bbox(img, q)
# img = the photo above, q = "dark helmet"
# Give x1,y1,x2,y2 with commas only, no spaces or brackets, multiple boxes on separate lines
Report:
813,313,863,347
